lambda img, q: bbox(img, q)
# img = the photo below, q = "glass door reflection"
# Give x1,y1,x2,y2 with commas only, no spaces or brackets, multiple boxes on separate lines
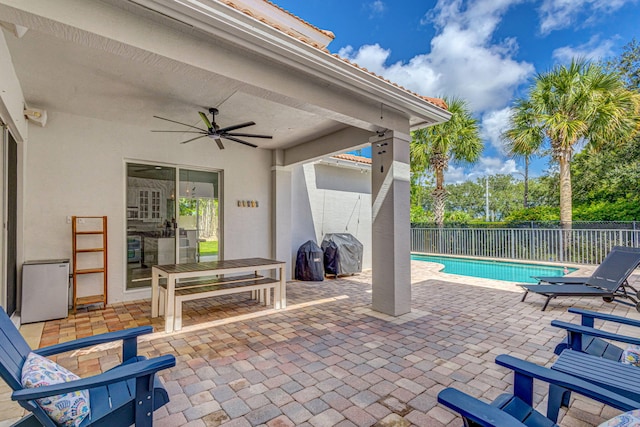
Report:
178,169,220,263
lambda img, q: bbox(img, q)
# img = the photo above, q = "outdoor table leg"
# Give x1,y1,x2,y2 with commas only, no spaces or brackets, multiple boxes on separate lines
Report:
165,274,176,333
278,264,286,309
151,268,159,318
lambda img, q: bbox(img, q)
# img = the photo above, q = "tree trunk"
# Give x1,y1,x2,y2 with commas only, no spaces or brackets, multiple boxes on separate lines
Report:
558,153,572,261
558,155,572,226
432,168,446,228
523,156,529,209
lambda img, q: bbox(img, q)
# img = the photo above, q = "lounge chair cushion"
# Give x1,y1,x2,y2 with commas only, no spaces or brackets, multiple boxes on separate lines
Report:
599,409,640,426
21,352,90,427
622,345,640,367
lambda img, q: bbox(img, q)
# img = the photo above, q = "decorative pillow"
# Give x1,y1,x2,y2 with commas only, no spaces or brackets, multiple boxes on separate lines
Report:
21,352,90,427
622,345,640,367
598,409,640,426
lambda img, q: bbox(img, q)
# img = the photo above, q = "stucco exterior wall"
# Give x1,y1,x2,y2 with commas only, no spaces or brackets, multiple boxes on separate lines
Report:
23,110,272,303
291,162,372,273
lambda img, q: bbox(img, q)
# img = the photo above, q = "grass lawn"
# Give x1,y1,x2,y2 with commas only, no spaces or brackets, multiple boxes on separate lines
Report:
199,240,218,256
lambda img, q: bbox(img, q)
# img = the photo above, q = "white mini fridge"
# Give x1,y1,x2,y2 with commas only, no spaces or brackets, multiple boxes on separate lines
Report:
21,259,70,323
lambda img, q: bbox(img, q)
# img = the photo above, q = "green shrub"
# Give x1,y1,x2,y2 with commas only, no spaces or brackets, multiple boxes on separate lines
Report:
505,206,560,222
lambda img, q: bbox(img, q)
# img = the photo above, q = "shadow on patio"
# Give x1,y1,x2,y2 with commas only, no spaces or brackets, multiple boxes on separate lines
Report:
2,262,639,427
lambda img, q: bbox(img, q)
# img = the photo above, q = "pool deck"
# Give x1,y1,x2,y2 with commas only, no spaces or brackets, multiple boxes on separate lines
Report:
2,260,639,426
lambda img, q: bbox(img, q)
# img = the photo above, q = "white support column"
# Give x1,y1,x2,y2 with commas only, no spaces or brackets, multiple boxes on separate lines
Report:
370,130,411,316
271,149,293,279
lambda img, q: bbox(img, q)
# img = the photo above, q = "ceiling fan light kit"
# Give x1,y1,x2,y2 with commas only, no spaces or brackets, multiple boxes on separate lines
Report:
152,107,272,149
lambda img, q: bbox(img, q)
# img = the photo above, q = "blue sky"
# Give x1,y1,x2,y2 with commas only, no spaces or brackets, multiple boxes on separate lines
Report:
273,0,640,182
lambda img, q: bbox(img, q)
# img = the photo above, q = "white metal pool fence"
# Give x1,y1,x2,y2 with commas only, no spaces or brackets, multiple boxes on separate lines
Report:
411,227,640,264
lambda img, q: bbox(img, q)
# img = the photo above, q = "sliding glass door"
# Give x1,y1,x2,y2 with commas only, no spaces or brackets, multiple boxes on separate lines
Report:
126,163,221,290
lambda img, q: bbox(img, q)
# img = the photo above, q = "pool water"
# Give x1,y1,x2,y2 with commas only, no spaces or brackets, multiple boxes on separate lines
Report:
411,254,577,283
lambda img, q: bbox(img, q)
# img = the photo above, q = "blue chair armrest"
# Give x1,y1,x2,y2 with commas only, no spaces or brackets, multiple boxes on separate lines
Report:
34,326,153,361
551,320,640,347
12,354,175,402
438,388,527,427
495,354,640,412
568,308,640,328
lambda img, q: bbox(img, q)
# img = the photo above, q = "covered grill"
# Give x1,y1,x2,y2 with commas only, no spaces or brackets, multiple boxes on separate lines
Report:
295,240,325,281
321,233,363,276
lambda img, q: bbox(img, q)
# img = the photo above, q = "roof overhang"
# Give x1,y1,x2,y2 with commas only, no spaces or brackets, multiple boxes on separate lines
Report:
0,0,450,153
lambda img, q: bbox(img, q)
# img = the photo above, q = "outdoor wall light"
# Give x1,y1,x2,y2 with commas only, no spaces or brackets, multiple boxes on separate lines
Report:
24,108,47,127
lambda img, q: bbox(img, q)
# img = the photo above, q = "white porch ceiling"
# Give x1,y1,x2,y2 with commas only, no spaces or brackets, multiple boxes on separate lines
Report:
0,0,449,159
3,25,342,150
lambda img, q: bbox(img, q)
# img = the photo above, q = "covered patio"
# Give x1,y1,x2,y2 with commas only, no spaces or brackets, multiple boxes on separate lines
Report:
3,263,640,426
0,0,449,319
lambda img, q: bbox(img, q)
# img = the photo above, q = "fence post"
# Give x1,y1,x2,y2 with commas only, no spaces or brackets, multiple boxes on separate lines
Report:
510,229,515,259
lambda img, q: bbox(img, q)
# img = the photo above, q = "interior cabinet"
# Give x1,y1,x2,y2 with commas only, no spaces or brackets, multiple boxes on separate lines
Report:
130,187,163,222
143,237,175,265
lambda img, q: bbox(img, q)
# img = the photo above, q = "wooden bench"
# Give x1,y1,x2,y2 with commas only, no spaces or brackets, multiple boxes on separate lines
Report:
157,273,279,330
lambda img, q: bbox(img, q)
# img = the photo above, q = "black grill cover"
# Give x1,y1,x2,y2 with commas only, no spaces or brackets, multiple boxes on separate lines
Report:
295,240,324,281
321,233,363,276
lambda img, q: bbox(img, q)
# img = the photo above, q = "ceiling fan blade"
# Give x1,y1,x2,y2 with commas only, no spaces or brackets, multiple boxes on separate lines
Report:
223,135,258,148
225,132,272,139
180,135,208,144
151,130,206,134
198,111,213,129
153,115,205,131
214,137,225,150
218,121,255,133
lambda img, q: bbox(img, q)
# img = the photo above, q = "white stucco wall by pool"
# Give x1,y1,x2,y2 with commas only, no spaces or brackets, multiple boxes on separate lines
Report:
291,161,372,273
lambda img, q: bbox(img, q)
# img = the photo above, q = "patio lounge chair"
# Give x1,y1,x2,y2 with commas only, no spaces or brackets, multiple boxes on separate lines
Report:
0,306,175,427
437,354,640,427
519,246,640,311
552,307,640,361
532,246,640,285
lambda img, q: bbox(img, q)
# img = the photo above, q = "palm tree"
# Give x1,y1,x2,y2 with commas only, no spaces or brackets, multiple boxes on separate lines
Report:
503,98,544,209
503,59,640,228
410,97,482,227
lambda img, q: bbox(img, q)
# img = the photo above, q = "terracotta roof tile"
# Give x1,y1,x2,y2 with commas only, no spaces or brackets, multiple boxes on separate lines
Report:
332,153,372,164
219,0,447,111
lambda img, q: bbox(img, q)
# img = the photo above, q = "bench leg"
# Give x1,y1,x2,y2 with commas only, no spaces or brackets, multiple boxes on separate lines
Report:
265,287,271,306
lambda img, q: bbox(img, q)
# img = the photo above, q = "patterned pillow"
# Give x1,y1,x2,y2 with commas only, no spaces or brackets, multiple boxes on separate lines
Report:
598,409,640,426
622,345,640,367
21,352,90,427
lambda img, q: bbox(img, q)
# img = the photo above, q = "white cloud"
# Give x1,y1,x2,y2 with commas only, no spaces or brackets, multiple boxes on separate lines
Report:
339,0,534,113
481,107,512,154
467,157,518,180
445,157,518,183
366,1,386,18
538,0,636,34
444,165,468,184
552,36,616,63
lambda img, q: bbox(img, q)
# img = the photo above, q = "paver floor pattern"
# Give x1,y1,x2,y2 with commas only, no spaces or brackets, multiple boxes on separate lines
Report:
2,261,639,427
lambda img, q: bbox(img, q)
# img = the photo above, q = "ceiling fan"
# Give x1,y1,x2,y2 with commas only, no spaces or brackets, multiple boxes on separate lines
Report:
152,107,272,149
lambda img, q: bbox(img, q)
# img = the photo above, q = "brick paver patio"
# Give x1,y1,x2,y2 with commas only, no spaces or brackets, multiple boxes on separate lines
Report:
2,260,639,426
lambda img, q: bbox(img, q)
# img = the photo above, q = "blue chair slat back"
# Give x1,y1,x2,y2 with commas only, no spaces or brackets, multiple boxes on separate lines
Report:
586,247,640,291
0,307,32,391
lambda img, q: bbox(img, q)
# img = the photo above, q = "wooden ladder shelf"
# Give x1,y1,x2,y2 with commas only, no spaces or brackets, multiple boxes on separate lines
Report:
72,216,107,311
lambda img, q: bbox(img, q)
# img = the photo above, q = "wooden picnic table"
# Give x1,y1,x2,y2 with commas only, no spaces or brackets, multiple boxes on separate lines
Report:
151,257,286,333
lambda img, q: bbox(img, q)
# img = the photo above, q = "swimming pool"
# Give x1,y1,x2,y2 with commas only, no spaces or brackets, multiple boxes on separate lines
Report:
411,254,577,283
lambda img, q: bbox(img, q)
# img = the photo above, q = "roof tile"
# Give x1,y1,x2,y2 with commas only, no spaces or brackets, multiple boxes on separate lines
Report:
219,0,447,111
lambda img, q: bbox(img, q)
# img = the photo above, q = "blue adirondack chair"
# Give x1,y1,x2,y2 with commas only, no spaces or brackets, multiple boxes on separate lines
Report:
438,354,640,427
0,306,175,426
552,307,640,361
546,308,640,418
